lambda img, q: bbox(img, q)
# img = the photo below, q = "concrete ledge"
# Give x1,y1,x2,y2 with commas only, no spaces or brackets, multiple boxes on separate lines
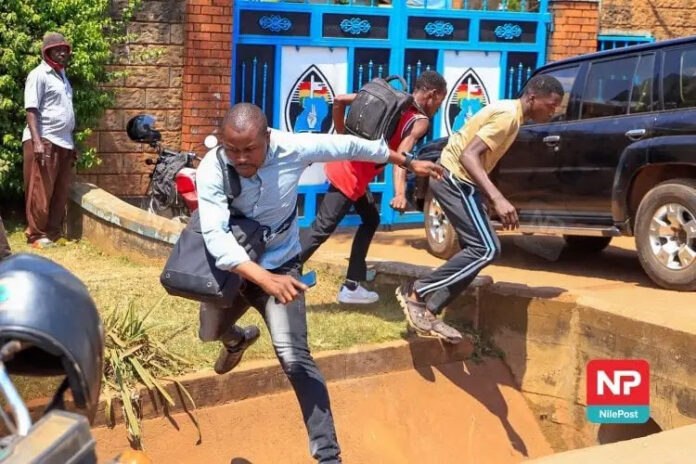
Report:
528,424,696,464
477,284,696,452
80,337,473,429
67,182,184,260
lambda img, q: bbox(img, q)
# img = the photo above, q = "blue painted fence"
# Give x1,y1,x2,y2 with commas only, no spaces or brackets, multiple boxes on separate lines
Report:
597,34,654,52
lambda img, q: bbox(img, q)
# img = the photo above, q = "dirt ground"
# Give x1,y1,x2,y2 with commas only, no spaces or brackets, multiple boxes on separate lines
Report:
93,357,553,463
314,229,695,333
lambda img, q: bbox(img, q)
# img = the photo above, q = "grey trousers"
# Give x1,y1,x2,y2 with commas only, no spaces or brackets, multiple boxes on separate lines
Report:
199,257,341,464
414,170,501,314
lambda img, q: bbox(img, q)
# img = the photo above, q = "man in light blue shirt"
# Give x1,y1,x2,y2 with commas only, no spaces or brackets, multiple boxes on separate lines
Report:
22,32,77,248
196,103,441,464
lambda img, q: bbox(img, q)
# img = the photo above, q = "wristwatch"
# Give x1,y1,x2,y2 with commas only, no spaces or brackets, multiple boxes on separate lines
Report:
400,151,415,170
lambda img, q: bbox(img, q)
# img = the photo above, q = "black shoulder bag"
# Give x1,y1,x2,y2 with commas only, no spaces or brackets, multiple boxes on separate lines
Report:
159,149,297,304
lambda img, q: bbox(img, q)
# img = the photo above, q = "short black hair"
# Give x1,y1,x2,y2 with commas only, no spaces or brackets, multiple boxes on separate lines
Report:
523,74,564,98
222,103,268,136
414,70,447,94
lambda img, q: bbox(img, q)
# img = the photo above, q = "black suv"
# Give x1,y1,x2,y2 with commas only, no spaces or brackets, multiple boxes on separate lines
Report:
410,36,696,291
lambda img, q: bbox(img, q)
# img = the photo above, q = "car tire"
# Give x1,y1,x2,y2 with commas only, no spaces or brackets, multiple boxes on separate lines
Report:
634,179,696,291
424,190,459,260
563,235,613,253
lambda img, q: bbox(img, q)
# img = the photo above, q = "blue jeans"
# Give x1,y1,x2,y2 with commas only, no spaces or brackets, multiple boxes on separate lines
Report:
199,257,341,464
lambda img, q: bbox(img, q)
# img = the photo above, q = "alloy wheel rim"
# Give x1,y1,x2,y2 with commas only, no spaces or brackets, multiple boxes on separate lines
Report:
427,197,449,244
648,202,696,270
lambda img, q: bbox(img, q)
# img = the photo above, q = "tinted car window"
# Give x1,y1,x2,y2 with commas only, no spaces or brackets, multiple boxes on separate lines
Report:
581,57,638,119
524,66,579,124
663,48,696,110
629,54,655,114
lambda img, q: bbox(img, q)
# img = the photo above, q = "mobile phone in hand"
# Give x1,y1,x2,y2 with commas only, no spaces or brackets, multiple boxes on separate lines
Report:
299,271,317,288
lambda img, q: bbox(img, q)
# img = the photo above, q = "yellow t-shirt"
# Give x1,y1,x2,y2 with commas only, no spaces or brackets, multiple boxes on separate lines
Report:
440,99,524,184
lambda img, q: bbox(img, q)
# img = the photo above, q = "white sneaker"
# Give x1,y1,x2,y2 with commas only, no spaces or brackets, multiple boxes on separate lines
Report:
338,284,379,304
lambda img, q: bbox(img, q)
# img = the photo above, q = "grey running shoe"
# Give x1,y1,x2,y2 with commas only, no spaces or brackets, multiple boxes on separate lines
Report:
395,282,432,335
214,325,260,375
396,282,463,344
430,319,463,344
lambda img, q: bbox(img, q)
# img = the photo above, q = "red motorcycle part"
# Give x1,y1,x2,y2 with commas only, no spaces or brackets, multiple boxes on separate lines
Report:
175,168,198,212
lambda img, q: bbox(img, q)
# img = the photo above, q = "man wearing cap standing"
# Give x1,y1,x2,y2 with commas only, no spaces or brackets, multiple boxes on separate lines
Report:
22,32,77,248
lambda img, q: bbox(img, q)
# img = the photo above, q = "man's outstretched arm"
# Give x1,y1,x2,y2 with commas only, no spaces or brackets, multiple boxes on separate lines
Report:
296,132,442,180
391,118,430,212
332,93,356,135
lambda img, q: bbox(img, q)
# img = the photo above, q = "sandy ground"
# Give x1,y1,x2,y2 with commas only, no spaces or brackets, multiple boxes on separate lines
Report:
313,229,695,333
94,358,553,463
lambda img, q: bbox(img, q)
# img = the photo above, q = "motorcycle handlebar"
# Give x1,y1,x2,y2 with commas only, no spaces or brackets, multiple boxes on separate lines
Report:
0,365,31,436
143,147,203,167
0,341,32,436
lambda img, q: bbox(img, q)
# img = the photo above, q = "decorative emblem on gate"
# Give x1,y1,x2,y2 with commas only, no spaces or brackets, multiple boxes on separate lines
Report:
424,21,454,38
340,18,371,35
259,15,292,33
446,68,490,135
285,65,335,134
494,23,522,40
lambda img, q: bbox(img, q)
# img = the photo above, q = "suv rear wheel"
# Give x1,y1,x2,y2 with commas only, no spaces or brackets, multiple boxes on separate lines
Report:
424,190,459,260
634,179,696,291
563,235,612,253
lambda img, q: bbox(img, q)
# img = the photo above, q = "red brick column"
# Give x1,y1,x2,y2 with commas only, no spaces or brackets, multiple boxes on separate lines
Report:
181,0,233,151
548,0,600,62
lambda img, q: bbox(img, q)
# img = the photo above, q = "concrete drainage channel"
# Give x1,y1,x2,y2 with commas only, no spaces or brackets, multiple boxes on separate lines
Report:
66,182,696,462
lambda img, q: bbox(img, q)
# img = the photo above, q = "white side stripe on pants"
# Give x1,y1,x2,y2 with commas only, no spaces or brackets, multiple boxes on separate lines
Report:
417,172,499,295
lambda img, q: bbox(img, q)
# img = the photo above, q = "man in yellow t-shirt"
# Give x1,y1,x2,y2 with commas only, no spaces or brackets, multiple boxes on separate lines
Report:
397,74,564,343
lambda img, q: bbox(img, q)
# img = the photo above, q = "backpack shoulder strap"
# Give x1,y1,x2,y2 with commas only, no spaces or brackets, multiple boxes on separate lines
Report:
412,100,428,116
216,147,241,210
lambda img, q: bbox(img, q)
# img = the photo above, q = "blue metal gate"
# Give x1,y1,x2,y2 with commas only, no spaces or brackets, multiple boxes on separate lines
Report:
232,0,550,228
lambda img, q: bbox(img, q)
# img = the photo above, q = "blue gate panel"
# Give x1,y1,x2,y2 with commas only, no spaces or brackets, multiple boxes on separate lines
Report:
240,11,311,36
323,14,390,39
353,48,391,91
235,45,276,124
479,20,538,43
506,51,536,97
408,17,470,42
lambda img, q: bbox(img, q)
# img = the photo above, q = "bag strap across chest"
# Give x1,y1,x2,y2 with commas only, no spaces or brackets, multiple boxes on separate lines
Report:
215,148,297,241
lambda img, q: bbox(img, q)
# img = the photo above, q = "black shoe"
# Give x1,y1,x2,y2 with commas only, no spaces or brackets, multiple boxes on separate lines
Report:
214,325,261,375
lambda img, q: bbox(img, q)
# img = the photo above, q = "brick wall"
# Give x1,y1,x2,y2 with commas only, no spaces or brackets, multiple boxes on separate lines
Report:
81,0,186,197
181,0,232,152
600,0,696,41
548,0,600,62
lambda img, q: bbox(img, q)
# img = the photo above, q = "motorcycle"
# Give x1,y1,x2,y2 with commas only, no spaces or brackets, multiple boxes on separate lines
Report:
0,254,151,463
126,114,217,222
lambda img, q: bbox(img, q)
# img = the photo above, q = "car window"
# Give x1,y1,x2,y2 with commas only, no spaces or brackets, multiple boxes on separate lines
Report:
629,54,655,114
523,66,579,124
581,57,638,119
663,48,696,110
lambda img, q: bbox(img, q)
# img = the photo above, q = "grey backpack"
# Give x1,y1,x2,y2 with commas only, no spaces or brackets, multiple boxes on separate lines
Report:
344,75,414,141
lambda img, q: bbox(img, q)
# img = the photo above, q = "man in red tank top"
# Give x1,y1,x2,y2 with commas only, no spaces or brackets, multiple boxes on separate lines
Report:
300,71,447,304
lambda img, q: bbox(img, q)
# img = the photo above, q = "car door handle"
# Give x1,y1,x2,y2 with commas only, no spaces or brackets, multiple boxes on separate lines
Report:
543,135,561,151
625,128,647,141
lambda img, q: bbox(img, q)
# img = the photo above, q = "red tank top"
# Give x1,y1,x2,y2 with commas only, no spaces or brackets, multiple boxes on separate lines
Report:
325,106,428,201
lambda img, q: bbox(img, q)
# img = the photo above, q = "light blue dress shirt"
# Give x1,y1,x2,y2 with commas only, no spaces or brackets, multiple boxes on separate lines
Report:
196,129,390,271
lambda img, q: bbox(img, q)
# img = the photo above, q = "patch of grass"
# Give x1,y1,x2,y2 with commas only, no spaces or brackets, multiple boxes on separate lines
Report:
3,222,410,401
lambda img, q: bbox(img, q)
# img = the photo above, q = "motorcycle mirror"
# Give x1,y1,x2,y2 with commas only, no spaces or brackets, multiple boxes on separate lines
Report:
204,135,218,149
